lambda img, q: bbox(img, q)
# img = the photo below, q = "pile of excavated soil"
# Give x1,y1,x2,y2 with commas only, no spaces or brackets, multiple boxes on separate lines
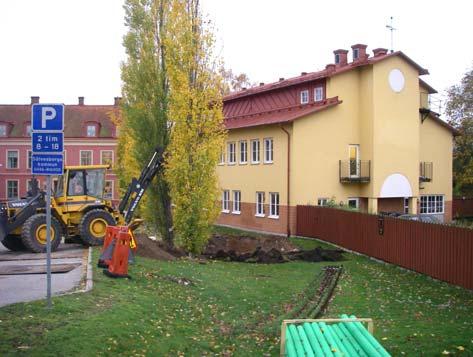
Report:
134,233,181,261
203,234,344,264
133,232,344,264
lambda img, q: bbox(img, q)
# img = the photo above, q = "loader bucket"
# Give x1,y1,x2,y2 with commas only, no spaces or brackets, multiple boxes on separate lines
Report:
0,208,8,242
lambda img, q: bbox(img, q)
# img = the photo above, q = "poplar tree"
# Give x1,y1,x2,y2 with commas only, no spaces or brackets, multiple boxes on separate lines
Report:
446,65,473,196
164,0,226,254
119,0,174,246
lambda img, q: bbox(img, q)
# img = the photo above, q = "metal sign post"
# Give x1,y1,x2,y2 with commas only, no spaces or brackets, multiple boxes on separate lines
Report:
46,176,52,308
31,103,64,309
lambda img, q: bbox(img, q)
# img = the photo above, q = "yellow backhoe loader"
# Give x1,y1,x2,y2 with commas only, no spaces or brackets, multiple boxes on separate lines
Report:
0,148,163,253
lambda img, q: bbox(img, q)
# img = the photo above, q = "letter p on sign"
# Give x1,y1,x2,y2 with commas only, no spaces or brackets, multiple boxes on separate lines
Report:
41,107,56,128
31,103,64,132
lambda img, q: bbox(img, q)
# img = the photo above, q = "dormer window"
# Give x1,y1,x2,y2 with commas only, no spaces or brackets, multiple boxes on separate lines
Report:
300,90,309,104
335,54,340,64
0,124,6,137
353,48,359,60
314,87,324,102
86,124,97,137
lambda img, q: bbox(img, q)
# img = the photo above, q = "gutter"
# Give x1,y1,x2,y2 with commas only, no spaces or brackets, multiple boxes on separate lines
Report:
280,125,291,237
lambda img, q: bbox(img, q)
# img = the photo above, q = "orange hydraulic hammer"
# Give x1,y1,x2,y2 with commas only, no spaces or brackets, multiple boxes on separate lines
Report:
103,228,134,279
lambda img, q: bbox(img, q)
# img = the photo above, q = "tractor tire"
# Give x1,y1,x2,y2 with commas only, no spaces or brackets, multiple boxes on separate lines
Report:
79,209,116,246
1,235,26,251
21,214,63,253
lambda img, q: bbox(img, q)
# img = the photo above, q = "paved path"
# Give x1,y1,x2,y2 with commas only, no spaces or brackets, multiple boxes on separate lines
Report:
0,243,89,307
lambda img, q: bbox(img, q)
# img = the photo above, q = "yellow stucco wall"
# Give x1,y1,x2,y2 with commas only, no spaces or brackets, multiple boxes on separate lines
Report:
371,56,420,199
292,69,364,206
216,125,289,204
419,118,453,201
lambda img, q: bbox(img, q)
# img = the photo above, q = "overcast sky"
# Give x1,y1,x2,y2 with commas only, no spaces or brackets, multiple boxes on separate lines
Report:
0,0,471,112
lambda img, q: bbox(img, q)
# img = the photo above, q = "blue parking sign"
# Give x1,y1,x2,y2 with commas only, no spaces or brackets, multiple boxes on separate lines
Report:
32,154,64,175
31,104,64,131
32,132,64,153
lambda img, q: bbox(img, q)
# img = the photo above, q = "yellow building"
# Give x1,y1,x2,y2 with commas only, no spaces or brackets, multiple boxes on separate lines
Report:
217,45,458,235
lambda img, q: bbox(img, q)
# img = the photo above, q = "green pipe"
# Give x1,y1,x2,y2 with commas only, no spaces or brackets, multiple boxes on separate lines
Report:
340,315,380,356
337,322,368,357
285,329,298,357
318,323,342,357
303,322,325,356
310,322,334,356
348,315,391,357
297,325,315,357
328,324,353,357
289,324,306,356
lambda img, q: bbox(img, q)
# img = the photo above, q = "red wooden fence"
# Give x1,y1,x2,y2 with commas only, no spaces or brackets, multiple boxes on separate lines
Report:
296,206,473,290
453,197,473,218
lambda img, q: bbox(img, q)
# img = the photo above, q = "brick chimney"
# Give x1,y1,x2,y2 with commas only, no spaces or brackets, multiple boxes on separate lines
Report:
325,64,336,73
31,96,40,104
114,97,122,106
373,48,388,57
333,49,348,66
78,96,84,105
351,44,368,62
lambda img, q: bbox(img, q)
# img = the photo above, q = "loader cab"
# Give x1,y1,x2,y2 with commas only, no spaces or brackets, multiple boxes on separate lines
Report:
54,165,110,212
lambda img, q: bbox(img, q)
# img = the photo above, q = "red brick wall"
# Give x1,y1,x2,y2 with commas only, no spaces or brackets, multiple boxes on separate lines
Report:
216,202,297,235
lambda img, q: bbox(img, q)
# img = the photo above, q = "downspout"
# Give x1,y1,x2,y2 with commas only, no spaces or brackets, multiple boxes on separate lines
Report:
280,125,291,237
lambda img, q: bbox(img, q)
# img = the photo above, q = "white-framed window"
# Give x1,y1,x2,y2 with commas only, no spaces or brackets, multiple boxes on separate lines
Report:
26,124,32,136
218,147,225,165
348,198,359,209
80,150,93,165
314,86,324,102
222,190,230,212
227,142,236,164
318,198,328,206
27,150,32,169
251,139,260,164
100,150,114,166
264,138,273,163
86,124,97,137
256,192,265,217
335,53,340,64
232,190,241,214
269,192,280,218
104,180,114,200
353,48,359,60
239,141,247,164
7,180,19,200
300,90,309,104
420,195,444,214
0,124,6,137
6,150,19,169
404,197,409,214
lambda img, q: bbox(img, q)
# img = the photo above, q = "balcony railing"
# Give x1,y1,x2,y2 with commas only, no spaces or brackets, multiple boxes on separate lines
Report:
420,162,433,182
339,160,371,183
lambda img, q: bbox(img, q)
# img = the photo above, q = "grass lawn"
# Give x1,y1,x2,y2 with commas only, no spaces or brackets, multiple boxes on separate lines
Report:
0,228,472,356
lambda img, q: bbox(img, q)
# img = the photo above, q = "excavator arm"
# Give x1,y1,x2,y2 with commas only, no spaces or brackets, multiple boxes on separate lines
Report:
118,147,164,224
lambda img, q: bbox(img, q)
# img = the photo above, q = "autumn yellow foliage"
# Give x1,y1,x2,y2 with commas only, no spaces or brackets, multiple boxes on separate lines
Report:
164,0,226,253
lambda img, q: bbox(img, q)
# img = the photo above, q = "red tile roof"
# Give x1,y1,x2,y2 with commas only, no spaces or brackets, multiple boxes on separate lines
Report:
224,51,429,102
0,104,119,138
225,97,341,130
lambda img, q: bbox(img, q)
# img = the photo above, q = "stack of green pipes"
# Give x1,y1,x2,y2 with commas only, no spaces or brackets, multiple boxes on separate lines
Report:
285,315,391,356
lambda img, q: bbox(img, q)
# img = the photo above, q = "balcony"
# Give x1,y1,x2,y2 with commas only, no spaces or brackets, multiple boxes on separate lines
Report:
420,162,433,182
339,160,371,183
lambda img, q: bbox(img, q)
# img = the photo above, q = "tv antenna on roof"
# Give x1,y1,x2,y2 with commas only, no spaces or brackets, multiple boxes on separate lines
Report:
386,16,396,53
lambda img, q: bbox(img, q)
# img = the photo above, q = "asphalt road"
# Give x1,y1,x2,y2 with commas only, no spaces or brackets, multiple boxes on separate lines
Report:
0,243,88,307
